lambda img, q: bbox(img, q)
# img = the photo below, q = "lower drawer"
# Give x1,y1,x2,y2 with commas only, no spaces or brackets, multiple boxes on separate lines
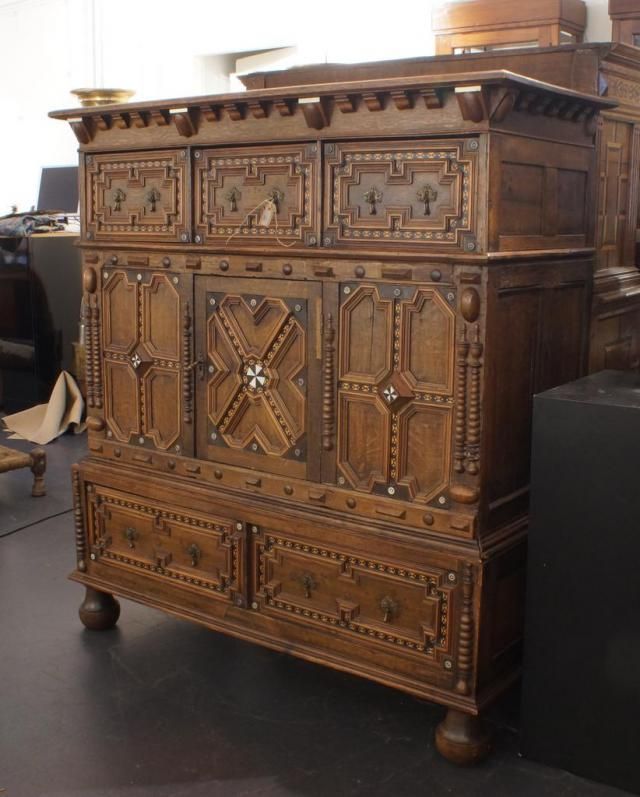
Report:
76,465,481,703
86,483,245,604
251,526,465,675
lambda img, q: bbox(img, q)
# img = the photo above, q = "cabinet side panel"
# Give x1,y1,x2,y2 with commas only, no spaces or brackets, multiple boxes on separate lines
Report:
489,134,593,252
482,261,590,531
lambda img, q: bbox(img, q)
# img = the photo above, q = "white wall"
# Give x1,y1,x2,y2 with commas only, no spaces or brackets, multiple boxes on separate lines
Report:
0,0,615,214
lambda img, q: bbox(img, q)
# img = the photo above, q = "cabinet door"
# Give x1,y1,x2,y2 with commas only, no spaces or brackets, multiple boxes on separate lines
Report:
195,276,322,480
101,267,194,455
337,281,455,504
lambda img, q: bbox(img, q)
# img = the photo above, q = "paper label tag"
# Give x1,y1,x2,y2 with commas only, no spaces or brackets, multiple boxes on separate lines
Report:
259,200,275,227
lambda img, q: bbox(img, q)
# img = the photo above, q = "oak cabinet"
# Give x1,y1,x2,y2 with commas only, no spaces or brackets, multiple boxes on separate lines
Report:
53,69,609,765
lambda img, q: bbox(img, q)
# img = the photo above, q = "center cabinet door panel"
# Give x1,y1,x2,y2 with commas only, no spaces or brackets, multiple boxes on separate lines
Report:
337,281,455,504
195,277,322,480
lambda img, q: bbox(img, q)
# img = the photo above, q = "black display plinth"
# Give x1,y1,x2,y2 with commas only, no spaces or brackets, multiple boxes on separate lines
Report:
521,369,640,795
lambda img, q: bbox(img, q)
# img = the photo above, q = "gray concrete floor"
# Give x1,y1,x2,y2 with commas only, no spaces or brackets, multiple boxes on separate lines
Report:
0,430,632,797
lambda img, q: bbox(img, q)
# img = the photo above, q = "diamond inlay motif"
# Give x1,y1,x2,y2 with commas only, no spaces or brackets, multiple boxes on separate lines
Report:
244,360,268,391
131,353,142,369
382,384,399,403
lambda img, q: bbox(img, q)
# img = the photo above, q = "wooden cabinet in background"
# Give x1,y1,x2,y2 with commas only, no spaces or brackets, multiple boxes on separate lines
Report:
432,0,587,53
609,0,640,47
52,69,610,765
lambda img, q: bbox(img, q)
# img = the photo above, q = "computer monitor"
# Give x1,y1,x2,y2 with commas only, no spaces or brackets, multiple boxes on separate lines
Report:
37,166,79,213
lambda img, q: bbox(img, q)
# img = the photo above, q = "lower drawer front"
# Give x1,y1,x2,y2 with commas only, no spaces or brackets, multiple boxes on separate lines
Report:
252,527,465,676
79,470,477,700
86,484,244,602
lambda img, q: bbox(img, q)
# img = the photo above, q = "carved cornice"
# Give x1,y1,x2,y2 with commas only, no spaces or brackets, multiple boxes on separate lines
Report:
50,71,616,145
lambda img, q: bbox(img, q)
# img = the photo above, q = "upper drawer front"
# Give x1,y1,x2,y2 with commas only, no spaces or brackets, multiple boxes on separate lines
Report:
87,484,244,600
324,139,479,251
194,144,319,247
85,150,189,243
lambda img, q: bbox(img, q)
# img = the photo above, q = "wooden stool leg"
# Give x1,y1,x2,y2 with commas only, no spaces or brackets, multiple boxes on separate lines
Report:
79,587,121,631
435,708,491,765
29,447,46,497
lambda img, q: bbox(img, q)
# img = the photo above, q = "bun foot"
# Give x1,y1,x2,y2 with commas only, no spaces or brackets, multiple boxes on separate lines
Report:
79,587,120,631
435,708,490,765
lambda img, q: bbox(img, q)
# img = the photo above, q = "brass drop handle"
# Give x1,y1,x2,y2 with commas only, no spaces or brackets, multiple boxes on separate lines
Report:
225,186,241,212
145,187,161,212
416,184,438,216
124,527,138,549
112,188,126,212
187,543,201,568
363,186,383,215
267,188,284,212
300,573,317,599
380,596,398,623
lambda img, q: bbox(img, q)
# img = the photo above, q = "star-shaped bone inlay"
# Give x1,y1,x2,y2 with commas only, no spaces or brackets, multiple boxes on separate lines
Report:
131,353,142,369
244,360,268,391
382,384,399,403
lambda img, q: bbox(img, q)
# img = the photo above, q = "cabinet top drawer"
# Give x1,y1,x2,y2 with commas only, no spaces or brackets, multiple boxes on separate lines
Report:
193,143,319,248
324,138,479,253
84,149,190,244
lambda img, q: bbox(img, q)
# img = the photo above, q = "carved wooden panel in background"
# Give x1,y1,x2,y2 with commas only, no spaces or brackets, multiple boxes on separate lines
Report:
194,143,319,246
337,283,455,503
324,139,477,251
596,120,632,271
85,150,189,242
101,269,192,453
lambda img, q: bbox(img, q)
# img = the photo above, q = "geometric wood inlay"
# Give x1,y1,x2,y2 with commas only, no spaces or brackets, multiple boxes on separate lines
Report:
206,292,307,457
255,532,455,660
85,149,188,242
101,269,188,451
325,139,476,250
88,485,243,599
194,143,319,246
337,283,455,502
